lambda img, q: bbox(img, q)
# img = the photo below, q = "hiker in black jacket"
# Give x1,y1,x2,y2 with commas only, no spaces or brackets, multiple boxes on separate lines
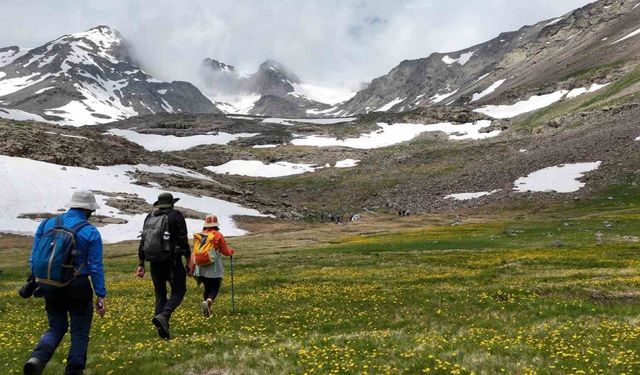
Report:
135,192,193,340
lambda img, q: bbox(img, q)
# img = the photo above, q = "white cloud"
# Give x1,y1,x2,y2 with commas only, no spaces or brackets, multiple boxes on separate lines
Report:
0,0,592,91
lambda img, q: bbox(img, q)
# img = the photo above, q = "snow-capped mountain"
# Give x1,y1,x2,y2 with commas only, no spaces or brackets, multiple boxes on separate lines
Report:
333,0,640,116
0,26,220,126
200,58,354,117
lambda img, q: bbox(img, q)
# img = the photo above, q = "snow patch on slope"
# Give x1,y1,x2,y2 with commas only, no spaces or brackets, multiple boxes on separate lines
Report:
375,97,405,112
291,120,498,149
612,27,640,44
0,107,47,122
0,73,50,96
445,190,500,201
290,83,356,105
335,159,360,168
212,94,261,114
470,79,506,102
545,18,563,26
0,155,265,242
431,89,459,104
105,129,258,151
513,162,601,193
206,160,321,177
567,83,609,98
0,47,28,67
474,90,568,119
442,51,475,65
261,117,357,125
476,83,609,119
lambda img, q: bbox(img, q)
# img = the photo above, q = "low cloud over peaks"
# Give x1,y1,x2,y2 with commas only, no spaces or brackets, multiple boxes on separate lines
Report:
0,0,592,90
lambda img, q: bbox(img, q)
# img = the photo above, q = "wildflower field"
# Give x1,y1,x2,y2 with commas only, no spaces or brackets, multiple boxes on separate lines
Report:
2,186,640,374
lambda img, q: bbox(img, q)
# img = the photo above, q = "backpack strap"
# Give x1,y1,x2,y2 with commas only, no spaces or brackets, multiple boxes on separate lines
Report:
69,221,90,236
54,215,63,228
68,221,92,273
199,232,208,248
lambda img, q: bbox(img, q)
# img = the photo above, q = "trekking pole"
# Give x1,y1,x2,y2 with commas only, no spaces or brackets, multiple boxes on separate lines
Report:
230,255,236,312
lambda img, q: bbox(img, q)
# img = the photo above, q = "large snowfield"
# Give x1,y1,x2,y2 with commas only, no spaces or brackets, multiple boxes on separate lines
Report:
106,129,259,151
0,155,265,242
444,162,601,202
513,162,602,193
290,121,499,149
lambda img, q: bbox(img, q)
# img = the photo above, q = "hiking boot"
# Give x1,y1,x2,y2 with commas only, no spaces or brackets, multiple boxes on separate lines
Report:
23,357,43,375
201,300,210,318
152,314,171,340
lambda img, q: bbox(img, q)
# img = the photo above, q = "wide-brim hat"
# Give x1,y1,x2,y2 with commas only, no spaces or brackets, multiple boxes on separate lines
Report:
65,190,101,211
154,192,180,208
203,214,220,228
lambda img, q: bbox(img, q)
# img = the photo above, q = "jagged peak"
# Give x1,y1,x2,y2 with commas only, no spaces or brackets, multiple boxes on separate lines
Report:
258,59,300,83
260,59,286,69
202,58,235,73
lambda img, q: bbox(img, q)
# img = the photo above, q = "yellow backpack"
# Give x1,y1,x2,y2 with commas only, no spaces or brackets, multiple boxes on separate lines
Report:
192,232,217,266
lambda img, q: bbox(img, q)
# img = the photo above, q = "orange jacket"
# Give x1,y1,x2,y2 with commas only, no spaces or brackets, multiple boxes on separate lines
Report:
202,228,235,256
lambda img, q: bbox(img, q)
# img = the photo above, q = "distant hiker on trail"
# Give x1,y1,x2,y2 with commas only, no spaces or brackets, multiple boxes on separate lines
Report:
192,214,235,317
24,190,107,375
136,192,193,340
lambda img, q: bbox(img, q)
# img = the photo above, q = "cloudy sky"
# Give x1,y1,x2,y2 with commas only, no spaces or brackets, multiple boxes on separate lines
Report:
1,0,592,89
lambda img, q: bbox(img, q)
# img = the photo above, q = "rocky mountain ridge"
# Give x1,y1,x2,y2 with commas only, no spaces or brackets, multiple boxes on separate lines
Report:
0,26,220,126
332,0,640,116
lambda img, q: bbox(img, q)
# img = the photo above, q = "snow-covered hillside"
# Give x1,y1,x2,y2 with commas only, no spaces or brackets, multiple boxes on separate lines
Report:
0,26,219,126
0,155,265,242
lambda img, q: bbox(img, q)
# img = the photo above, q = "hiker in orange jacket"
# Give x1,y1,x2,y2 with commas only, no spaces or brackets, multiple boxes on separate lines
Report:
192,214,235,317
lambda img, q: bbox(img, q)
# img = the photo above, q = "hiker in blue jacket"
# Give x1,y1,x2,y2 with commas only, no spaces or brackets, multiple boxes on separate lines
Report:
23,190,107,375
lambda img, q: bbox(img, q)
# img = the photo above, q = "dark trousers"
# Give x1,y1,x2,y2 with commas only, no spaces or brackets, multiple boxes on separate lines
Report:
150,258,186,320
30,277,93,375
198,277,222,301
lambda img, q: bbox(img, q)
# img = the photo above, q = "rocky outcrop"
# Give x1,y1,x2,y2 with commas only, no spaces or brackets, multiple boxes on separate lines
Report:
249,94,330,117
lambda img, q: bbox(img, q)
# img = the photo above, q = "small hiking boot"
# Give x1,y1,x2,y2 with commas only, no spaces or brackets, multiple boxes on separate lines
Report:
152,314,171,340
201,300,210,318
23,357,43,375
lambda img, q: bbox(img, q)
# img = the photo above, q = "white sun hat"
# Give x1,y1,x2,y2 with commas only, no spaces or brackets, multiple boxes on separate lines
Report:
65,190,101,211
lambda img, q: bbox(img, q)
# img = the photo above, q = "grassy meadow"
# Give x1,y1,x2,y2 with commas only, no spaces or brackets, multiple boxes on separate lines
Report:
2,185,640,374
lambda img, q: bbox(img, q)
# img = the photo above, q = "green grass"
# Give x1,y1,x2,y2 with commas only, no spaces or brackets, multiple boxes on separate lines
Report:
560,59,627,82
3,194,640,374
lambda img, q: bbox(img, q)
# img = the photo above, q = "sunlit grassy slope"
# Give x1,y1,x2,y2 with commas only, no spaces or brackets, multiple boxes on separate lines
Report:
2,183,640,374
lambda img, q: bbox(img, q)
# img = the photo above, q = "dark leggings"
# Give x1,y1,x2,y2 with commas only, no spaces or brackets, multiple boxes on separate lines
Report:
199,277,222,301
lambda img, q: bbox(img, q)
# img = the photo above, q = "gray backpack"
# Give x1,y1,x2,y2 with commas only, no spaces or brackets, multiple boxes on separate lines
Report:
141,213,172,262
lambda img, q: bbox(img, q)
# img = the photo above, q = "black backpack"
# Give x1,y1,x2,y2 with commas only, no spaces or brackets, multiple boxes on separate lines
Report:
141,212,172,262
